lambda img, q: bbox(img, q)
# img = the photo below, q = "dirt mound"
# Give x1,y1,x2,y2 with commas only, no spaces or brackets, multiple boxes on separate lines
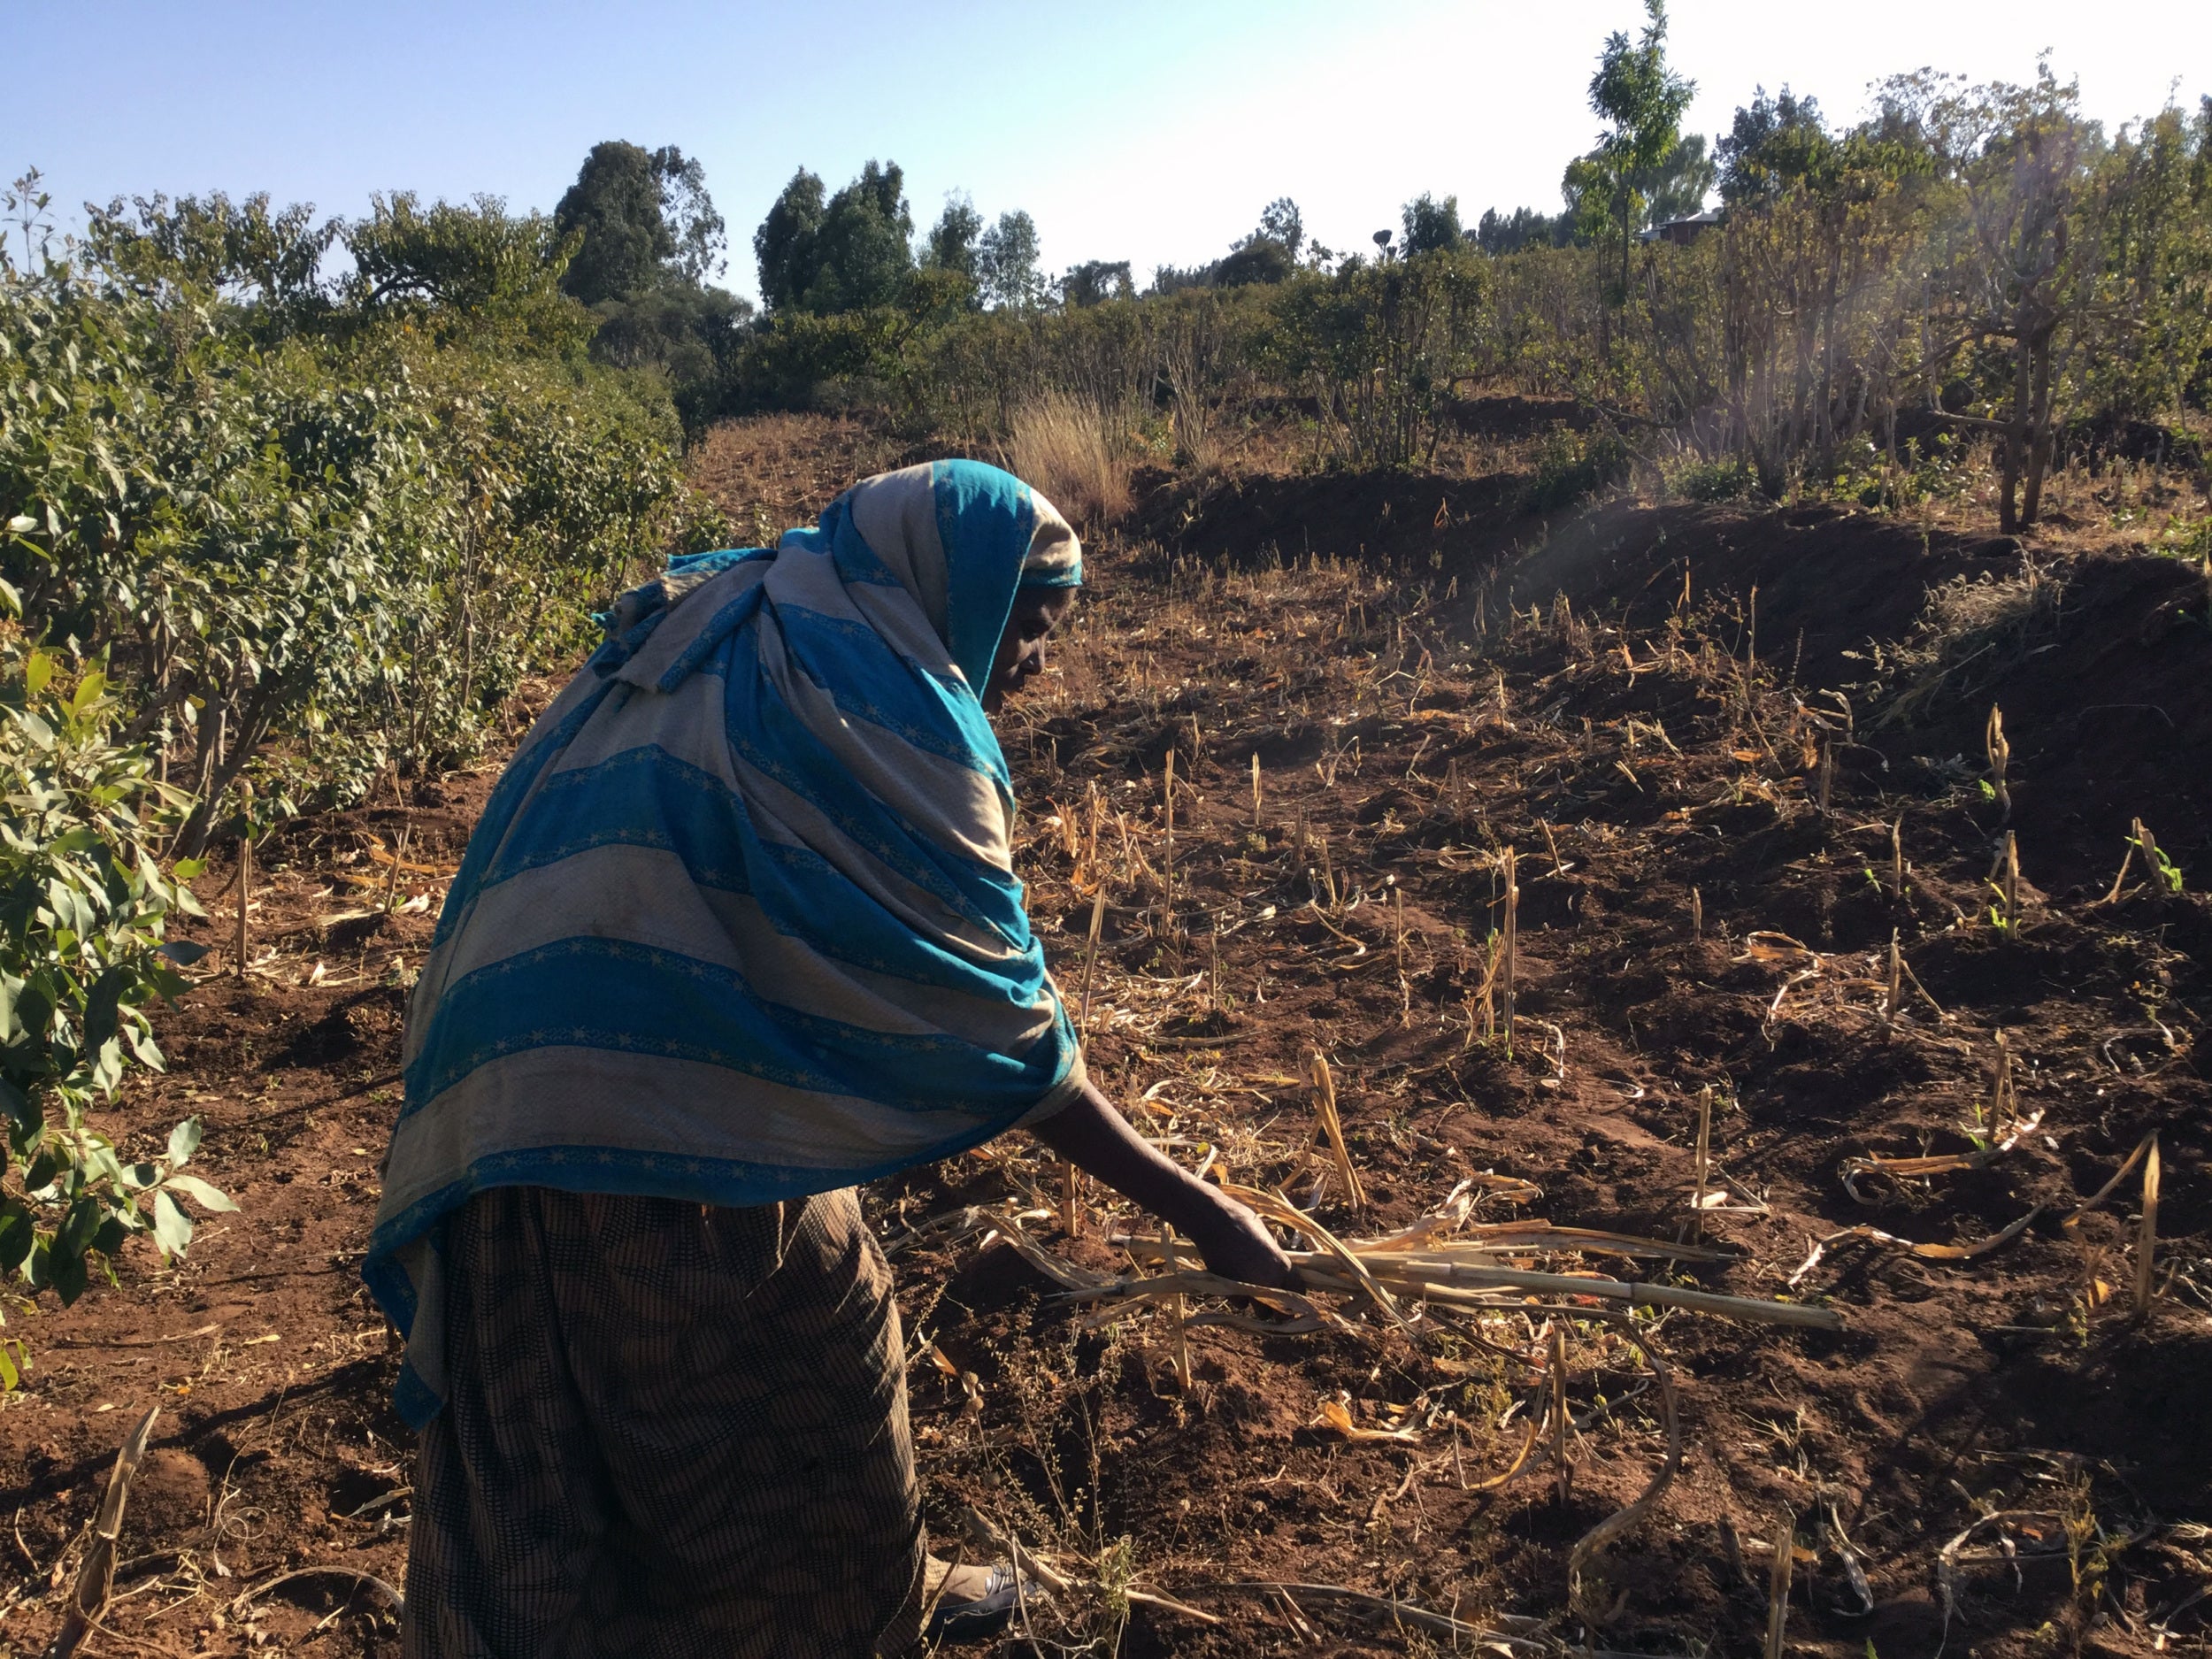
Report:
1494,501,2026,690
1177,471,2212,896
1908,552,2212,888
1140,465,1530,572
1151,477,2031,700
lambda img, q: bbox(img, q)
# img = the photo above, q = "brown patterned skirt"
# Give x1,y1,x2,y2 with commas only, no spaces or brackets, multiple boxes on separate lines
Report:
403,1185,924,1658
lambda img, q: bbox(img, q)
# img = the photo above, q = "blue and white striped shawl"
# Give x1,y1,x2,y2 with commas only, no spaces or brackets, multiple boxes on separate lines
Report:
366,460,1085,1426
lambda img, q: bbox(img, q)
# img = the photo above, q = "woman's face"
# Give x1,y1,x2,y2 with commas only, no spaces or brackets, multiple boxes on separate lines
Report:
983,587,1076,714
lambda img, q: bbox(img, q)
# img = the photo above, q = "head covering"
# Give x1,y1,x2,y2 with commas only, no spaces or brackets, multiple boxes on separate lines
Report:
365,460,1085,1427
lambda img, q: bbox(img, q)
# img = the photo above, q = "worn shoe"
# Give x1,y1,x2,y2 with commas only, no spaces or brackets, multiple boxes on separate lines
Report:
922,1555,1026,1644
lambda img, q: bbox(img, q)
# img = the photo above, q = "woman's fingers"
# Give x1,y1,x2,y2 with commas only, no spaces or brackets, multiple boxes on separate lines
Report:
1193,1202,1301,1291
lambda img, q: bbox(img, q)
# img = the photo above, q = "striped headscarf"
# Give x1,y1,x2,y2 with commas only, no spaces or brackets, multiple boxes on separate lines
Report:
366,460,1085,1425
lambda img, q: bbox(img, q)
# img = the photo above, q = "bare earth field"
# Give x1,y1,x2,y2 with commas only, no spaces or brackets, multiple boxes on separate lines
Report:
2,411,2207,1658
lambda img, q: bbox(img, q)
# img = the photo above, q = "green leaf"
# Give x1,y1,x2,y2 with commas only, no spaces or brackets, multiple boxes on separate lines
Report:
14,982,50,1048
162,1172,235,1212
83,965,127,1054
50,1242,87,1305
166,1116,203,1167
171,858,208,881
91,1037,126,1096
23,650,53,697
127,1024,166,1069
0,1199,32,1273
56,1198,101,1256
150,1191,193,1259
50,1199,101,1303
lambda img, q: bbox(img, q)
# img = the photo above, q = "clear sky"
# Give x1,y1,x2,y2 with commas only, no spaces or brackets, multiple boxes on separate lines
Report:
9,1,2209,301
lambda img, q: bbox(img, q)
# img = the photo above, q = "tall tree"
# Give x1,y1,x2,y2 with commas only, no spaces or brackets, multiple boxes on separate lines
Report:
2081,98,2212,425
1402,192,1464,254
1217,199,1307,286
1577,0,1695,302
557,142,667,306
1474,205,1567,254
754,168,826,311
922,194,985,281
977,210,1042,308
756,162,913,314
806,161,914,312
1717,88,1835,203
1061,260,1133,306
1641,134,1716,224
555,142,726,307
1258,197,1305,262
1890,68,2104,532
657,150,727,285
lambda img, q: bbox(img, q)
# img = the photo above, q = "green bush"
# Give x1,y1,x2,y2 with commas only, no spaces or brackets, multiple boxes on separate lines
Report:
0,642,227,1383
1261,249,1493,468
1670,455,1761,502
1526,422,1631,511
0,219,701,853
0,174,714,1387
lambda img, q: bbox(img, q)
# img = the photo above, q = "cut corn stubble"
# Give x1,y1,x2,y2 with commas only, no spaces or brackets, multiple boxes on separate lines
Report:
1303,1051,1367,1211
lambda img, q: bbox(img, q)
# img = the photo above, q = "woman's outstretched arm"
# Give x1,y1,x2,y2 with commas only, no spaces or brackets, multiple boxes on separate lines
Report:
1029,1081,1300,1289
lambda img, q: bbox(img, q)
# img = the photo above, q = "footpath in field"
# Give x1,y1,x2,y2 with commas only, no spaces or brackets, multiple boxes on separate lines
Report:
0,413,2206,1658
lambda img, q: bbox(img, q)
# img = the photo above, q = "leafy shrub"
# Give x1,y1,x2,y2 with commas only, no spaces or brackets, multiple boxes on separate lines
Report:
1669,455,1762,502
0,642,228,1383
2160,514,2212,562
1525,422,1631,511
0,242,699,853
1262,249,1493,469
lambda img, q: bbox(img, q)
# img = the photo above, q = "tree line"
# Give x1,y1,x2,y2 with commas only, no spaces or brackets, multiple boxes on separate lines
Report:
550,0,2209,528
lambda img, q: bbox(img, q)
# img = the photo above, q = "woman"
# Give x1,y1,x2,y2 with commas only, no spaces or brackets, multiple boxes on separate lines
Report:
365,460,1294,1658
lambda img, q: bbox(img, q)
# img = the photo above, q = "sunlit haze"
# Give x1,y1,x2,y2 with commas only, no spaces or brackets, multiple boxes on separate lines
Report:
10,0,2209,300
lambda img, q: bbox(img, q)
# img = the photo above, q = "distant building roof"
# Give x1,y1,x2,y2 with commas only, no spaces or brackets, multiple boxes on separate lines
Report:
1640,207,1725,245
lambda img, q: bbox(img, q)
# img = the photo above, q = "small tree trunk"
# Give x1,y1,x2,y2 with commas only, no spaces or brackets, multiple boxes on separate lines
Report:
233,786,252,980
1997,334,2033,536
174,683,279,860
2020,323,2058,529
1618,189,1632,308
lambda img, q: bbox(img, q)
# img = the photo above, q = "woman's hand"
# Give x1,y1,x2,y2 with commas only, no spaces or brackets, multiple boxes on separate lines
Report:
1180,1190,1302,1291
1028,1082,1300,1292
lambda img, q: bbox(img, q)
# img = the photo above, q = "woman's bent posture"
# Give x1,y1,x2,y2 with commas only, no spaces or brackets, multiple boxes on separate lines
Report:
366,461,1294,1657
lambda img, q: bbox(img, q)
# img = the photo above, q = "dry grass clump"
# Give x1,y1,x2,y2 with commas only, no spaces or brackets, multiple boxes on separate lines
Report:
1875,561,2063,726
1006,392,1131,528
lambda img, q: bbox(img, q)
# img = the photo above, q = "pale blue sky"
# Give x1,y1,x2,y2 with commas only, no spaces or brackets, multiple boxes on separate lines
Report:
10,1,2208,301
